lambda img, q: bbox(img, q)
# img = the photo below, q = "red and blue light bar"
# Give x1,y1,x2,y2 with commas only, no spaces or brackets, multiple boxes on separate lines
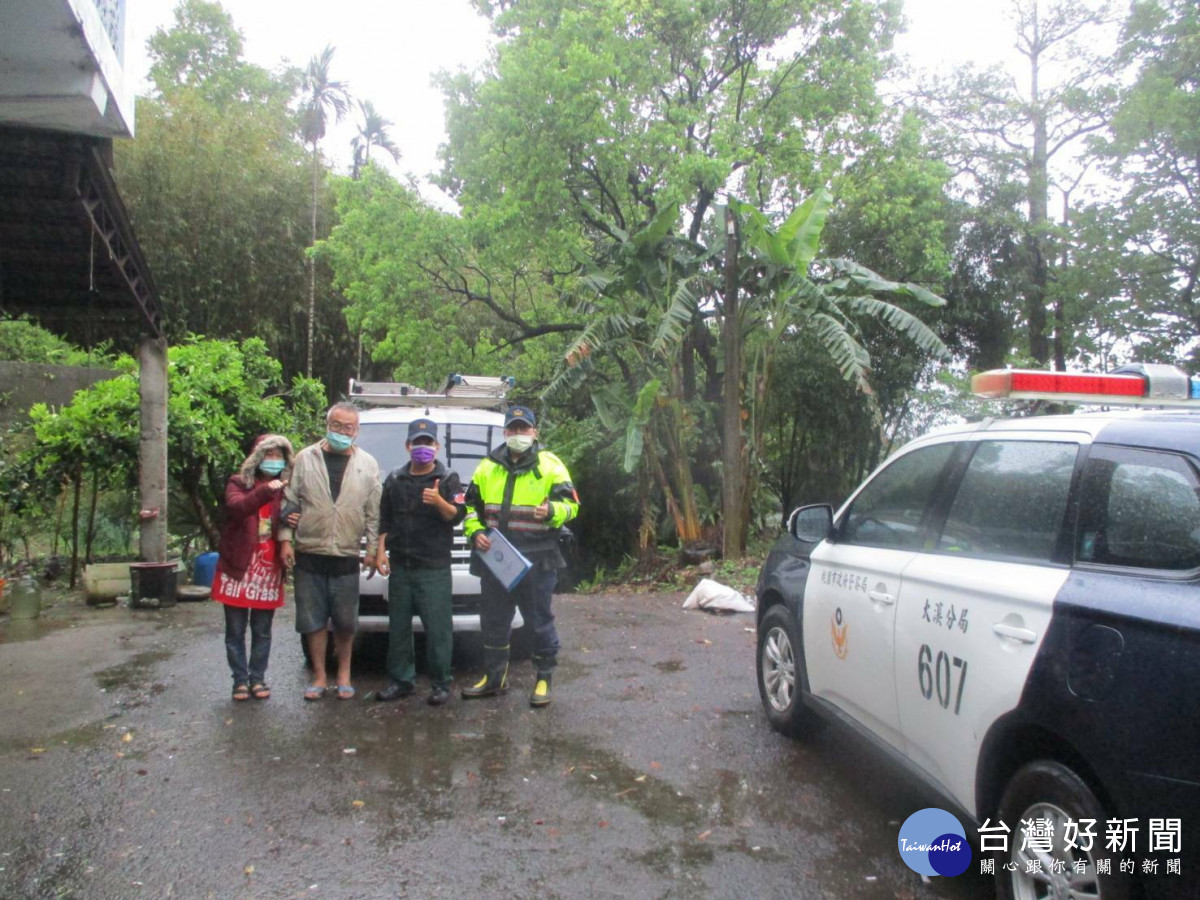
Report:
972,364,1200,408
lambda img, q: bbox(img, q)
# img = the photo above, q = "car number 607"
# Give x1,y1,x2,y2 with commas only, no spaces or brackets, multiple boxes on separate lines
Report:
918,644,967,714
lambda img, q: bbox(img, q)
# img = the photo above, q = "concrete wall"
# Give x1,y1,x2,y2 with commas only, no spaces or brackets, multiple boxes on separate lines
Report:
0,361,118,427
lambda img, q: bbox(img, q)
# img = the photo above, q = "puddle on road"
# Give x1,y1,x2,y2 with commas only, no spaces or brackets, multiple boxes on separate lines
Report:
0,712,123,754
94,649,172,690
0,615,76,645
653,659,686,673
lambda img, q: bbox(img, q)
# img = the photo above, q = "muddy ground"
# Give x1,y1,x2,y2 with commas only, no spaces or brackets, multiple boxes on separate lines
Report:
0,588,993,899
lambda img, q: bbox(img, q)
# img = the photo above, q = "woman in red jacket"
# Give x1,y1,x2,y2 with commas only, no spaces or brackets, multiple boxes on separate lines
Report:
213,434,295,701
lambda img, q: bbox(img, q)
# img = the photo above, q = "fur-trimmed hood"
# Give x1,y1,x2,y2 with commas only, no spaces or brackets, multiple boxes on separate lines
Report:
237,434,295,488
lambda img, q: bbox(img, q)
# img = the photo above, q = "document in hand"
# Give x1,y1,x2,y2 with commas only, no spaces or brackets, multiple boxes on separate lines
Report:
478,528,533,591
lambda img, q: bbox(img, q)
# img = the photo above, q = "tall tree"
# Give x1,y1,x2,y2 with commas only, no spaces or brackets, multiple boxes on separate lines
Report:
351,100,401,180
1088,0,1200,364
438,0,917,554
301,45,351,378
121,2,359,388
912,0,1115,367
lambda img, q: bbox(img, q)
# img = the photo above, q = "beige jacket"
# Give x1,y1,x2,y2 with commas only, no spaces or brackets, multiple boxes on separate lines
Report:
279,441,381,558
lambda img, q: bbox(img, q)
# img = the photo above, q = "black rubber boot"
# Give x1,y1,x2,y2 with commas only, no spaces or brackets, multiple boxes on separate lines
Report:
462,646,509,699
530,671,552,708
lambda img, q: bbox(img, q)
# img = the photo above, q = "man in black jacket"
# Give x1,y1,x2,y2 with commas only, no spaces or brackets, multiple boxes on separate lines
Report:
375,418,466,706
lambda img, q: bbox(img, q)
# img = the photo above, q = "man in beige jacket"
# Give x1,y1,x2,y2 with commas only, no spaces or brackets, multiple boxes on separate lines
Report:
280,402,381,700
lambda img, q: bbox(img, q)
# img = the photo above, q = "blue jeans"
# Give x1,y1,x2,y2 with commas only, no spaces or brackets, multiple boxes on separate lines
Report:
224,605,275,685
479,566,559,673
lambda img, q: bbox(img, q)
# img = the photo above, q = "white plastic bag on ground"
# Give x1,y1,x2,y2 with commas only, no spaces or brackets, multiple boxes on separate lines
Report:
682,578,755,613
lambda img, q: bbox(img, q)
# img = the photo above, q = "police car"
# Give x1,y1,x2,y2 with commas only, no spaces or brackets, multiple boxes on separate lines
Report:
755,364,1200,899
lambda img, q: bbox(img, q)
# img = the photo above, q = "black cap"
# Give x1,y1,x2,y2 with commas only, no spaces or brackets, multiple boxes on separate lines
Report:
407,418,438,441
504,405,536,428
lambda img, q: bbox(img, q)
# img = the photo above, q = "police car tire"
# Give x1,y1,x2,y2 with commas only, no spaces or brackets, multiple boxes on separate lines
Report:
756,605,817,738
996,760,1128,900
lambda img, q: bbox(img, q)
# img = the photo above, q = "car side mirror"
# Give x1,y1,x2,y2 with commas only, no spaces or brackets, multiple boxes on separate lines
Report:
787,504,834,543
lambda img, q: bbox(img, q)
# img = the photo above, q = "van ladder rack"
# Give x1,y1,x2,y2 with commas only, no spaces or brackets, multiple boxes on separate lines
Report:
349,374,514,410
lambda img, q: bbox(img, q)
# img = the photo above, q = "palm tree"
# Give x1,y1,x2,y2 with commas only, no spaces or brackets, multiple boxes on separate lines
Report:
301,45,351,378
351,100,401,180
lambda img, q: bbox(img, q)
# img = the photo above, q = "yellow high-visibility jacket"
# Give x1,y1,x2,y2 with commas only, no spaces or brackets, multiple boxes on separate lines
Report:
463,444,579,568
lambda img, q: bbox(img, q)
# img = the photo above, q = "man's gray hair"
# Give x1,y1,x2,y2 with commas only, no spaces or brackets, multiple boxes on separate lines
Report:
325,401,360,423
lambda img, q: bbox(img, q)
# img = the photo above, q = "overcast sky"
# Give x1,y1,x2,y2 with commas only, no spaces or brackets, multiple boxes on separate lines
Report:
125,0,1026,186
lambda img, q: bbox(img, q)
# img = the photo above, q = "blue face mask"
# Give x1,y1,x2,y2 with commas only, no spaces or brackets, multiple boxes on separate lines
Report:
259,459,286,476
325,431,354,452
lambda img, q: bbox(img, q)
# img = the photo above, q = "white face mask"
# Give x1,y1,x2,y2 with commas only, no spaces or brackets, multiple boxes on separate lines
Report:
506,434,535,454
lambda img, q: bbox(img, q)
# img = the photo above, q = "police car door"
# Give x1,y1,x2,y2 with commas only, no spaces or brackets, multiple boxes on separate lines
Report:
893,435,1082,811
804,441,958,751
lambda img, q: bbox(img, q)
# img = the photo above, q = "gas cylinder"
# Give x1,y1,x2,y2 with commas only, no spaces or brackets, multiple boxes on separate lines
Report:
9,575,41,620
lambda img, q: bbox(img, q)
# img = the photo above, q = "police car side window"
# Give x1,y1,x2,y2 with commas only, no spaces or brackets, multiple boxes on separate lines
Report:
1077,448,1200,571
840,444,955,550
937,440,1077,563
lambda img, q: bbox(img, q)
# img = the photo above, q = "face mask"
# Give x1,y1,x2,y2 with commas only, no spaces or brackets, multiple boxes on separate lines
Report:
506,434,535,454
410,445,437,465
325,431,354,452
259,459,286,476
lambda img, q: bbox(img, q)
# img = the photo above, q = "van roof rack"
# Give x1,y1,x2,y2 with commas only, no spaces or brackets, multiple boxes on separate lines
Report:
348,374,515,410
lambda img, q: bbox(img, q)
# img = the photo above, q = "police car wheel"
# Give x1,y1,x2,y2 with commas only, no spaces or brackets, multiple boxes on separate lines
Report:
756,605,816,737
996,760,1127,900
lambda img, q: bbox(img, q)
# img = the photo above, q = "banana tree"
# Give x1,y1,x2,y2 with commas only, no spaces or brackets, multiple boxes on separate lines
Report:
548,205,713,549
718,191,950,555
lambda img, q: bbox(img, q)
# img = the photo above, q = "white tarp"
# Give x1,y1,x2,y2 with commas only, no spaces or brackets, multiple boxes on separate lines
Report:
682,578,756,613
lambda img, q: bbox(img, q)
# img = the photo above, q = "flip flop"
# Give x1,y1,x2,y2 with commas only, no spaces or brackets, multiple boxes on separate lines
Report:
336,685,356,700
303,684,326,701
251,684,271,700
232,684,250,702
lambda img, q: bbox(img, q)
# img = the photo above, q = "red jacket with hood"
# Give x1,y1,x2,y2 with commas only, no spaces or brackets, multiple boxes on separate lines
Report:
216,434,295,581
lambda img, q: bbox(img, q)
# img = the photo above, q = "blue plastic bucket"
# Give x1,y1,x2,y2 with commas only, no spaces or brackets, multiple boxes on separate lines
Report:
193,551,220,588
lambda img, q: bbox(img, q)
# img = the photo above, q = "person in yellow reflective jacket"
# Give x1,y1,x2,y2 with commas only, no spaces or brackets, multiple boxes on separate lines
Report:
461,405,579,707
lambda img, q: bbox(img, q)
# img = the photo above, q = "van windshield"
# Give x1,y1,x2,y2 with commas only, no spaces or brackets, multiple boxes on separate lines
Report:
356,421,503,483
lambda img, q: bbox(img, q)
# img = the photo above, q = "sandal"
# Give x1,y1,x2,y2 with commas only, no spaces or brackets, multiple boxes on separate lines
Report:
251,684,271,700
232,684,250,702
336,685,356,700
303,683,326,701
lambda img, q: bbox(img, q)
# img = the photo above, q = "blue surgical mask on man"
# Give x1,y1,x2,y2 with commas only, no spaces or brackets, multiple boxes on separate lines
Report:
326,431,354,452
259,459,286,476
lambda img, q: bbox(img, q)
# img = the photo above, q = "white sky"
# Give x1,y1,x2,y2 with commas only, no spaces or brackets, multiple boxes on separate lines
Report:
125,0,1027,188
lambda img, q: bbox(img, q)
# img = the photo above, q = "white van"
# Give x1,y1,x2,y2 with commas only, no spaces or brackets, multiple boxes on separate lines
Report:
348,376,523,634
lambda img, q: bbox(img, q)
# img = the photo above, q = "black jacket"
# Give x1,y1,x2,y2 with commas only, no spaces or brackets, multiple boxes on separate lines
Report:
379,461,466,568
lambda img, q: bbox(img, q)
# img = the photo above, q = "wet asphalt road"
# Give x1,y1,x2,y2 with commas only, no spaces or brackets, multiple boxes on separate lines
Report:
0,590,995,899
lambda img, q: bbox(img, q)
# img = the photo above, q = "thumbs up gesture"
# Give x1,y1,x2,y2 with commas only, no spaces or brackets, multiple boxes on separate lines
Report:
422,478,443,507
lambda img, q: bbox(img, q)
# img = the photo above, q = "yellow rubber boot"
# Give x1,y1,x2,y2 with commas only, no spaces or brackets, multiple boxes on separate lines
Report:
462,647,509,699
530,672,552,708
